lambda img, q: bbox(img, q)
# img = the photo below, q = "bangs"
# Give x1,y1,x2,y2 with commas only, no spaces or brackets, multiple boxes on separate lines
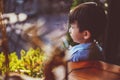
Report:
68,4,86,24
69,6,82,24
69,11,77,24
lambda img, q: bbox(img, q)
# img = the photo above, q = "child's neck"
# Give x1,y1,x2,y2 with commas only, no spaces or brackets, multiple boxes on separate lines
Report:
79,39,93,44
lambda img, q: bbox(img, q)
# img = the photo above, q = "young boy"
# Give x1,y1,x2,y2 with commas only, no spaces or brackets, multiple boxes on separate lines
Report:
68,2,107,62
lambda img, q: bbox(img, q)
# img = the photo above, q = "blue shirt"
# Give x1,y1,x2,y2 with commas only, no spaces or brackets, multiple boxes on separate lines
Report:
69,43,103,62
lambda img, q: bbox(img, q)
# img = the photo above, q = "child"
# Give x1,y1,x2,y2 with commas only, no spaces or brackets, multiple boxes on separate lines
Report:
68,2,107,62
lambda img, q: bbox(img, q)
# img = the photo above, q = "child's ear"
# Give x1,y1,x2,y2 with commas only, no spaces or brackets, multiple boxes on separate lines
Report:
83,30,91,39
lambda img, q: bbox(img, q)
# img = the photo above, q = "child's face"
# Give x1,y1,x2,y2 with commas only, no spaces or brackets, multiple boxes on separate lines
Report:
69,22,85,43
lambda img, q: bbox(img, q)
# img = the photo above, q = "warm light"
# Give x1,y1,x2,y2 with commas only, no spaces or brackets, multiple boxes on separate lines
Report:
6,27,12,32
2,13,27,24
3,19,8,24
18,13,27,22
3,13,17,24
104,3,108,7
105,10,108,14
15,29,21,34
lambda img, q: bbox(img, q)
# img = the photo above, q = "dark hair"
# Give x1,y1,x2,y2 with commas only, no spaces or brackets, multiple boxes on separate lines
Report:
69,2,107,41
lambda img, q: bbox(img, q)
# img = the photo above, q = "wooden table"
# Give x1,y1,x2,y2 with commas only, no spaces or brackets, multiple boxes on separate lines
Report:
68,61,120,80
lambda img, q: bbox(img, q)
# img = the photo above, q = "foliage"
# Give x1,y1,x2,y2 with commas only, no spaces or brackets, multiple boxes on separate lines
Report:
0,52,5,75
0,48,46,78
71,0,95,9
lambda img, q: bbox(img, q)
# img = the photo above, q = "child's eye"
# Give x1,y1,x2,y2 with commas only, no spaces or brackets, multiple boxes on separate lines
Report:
72,27,74,29
70,24,76,29
71,26,75,29
70,25,74,28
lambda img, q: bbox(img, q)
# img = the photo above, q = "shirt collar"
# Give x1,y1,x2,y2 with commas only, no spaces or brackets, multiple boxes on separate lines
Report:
69,43,92,55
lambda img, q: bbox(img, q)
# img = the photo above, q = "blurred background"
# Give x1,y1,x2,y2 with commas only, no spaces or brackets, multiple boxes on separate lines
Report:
1,0,73,56
1,0,120,79
1,0,108,57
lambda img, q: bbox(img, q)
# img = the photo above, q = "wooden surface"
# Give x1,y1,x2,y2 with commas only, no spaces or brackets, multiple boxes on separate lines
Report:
68,61,120,80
